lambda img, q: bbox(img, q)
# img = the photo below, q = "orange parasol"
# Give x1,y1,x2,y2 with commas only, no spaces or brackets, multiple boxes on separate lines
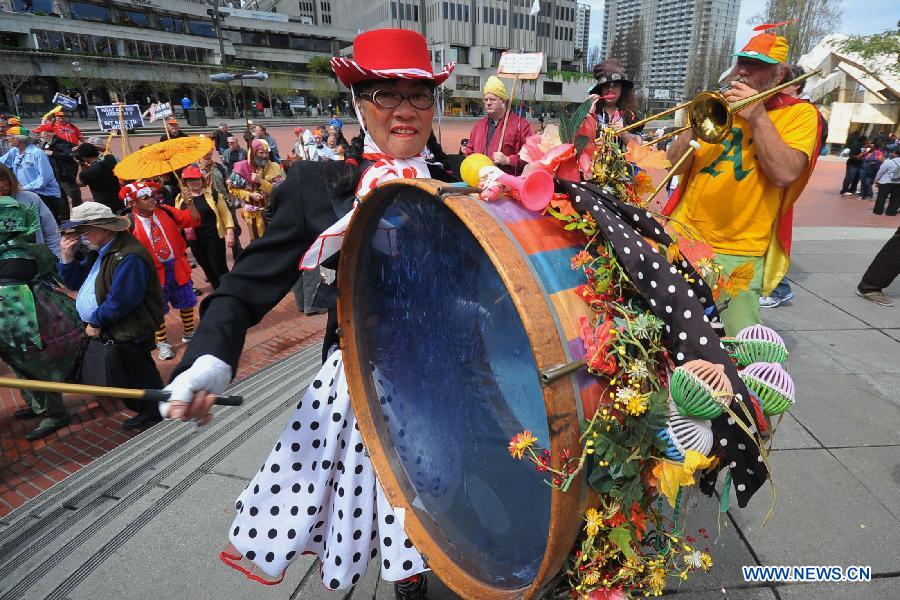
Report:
113,135,214,181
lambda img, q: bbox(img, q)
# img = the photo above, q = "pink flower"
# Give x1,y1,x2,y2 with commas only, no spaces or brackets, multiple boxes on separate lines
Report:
588,588,626,600
519,125,578,179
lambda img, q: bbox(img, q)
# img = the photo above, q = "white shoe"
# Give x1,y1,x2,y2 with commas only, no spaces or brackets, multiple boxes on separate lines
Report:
157,341,175,361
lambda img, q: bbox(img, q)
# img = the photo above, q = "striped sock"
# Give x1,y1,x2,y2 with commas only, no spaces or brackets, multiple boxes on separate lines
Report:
180,308,195,335
155,323,167,344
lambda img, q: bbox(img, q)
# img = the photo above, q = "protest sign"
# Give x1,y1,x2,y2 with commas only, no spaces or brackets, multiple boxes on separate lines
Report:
51,92,78,110
95,104,144,131
497,52,544,79
146,102,173,123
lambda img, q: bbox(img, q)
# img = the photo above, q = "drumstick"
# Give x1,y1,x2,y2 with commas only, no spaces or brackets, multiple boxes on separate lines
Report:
0,377,243,407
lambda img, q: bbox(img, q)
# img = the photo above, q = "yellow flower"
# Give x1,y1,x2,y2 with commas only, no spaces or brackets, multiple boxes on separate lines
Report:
625,392,649,416
507,430,537,459
582,570,601,586
584,507,604,536
648,566,666,595
699,553,713,570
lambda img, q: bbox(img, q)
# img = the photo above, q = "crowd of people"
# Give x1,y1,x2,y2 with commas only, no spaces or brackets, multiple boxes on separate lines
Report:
0,105,369,441
0,21,898,599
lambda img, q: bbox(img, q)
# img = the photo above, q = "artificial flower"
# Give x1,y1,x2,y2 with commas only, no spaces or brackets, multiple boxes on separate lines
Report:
624,141,671,171
648,566,667,595
584,507,604,536
632,170,655,197
582,570,601,586
508,430,538,459
571,250,593,269
694,257,718,279
588,587,626,600
585,319,618,375
626,359,651,381
519,125,580,180
625,392,649,416
652,451,716,507
684,550,705,569
550,193,578,217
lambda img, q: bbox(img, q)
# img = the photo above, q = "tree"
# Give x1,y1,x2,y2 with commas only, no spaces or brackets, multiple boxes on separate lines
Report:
749,0,842,63
307,55,332,76
57,61,101,109
833,25,900,75
0,71,31,116
587,44,601,71
106,76,138,104
149,77,181,107
609,17,645,88
306,75,336,111
193,69,225,107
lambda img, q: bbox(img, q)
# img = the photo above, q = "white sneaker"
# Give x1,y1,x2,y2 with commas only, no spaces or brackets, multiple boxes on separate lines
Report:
157,341,175,360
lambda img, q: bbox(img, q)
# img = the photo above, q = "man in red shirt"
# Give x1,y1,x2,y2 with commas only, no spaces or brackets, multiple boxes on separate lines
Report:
45,107,83,145
463,75,532,175
121,181,201,360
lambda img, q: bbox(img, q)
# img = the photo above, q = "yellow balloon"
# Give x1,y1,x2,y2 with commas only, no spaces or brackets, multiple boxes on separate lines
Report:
460,153,494,187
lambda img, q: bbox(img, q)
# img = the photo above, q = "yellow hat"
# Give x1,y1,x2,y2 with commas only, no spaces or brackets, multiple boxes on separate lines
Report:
483,75,508,101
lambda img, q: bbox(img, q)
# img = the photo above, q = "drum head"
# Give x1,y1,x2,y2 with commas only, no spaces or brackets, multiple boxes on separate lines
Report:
341,183,565,593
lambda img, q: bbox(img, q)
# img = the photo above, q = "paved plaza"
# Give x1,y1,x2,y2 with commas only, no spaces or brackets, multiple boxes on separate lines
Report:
0,118,898,599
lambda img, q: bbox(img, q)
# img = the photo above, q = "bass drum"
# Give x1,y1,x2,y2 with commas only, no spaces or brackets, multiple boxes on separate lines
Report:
338,179,608,599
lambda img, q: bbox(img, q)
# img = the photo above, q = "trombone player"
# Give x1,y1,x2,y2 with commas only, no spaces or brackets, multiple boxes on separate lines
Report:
663,25,823,335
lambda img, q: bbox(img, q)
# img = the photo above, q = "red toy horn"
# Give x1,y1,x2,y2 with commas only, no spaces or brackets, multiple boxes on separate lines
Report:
498,170,555,212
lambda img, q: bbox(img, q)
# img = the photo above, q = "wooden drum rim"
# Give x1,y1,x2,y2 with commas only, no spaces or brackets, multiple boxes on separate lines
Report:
338,179,584,599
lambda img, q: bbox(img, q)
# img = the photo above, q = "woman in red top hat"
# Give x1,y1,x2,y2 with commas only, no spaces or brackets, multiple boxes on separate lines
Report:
164,29,458,598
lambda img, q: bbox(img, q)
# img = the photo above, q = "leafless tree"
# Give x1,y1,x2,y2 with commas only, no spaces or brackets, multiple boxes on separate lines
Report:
0,70,32,116
587,44,601,70
750,0,842,62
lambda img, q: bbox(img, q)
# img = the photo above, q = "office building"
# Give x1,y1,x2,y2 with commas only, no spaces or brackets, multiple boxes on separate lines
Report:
329,0,590,114
600,0,740,109
574,2,590,71
0,0,354,117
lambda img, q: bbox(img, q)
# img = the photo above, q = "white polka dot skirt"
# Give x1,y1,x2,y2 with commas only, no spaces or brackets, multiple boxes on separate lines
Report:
224,351,426,590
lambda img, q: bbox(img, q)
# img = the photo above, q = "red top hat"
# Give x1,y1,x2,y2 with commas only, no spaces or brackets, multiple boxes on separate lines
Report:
331,29,454,88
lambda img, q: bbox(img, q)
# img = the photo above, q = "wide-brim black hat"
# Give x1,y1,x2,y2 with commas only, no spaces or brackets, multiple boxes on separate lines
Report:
589,58,634,94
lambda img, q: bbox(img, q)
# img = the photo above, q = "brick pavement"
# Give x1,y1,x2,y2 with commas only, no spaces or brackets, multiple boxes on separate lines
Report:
2,126,894,516
0,224,327,516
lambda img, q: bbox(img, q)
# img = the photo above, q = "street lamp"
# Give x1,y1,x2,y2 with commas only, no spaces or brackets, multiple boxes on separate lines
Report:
210,71,268,131
206,3,233,118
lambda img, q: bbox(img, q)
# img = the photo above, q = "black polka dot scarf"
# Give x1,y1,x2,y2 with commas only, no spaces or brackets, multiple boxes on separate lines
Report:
565,180,767,508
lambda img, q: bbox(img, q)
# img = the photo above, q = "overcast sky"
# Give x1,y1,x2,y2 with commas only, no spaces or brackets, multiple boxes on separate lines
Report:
587,0,899,55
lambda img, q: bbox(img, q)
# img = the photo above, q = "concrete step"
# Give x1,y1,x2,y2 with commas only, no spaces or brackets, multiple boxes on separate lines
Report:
0,345,323,600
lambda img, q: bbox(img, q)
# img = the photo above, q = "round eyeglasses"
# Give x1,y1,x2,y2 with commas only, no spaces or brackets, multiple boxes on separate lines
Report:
358,89,435,110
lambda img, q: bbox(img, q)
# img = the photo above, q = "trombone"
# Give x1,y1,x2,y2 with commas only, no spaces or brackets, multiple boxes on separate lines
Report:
632,69,820,199
634,69,820,148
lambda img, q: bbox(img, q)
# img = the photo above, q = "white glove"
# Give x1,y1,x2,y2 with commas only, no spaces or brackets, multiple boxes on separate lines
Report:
160,354,232,418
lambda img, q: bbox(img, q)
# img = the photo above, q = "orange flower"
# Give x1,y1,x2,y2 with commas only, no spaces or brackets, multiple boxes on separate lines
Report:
571,250,593,269
624,141,671,170
508,430,538,459
633,170,655,197
550,193,577,216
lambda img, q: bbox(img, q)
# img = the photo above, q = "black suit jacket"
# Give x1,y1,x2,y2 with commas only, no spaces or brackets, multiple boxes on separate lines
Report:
173,159,458,379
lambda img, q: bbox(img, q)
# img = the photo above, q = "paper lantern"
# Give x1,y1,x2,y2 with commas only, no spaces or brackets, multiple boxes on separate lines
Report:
733,324,788,367
740,362,795,416
669,360,733,419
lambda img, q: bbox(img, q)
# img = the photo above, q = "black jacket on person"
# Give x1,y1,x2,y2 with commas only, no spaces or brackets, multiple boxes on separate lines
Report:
172,159,460,379
43,136,79,184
